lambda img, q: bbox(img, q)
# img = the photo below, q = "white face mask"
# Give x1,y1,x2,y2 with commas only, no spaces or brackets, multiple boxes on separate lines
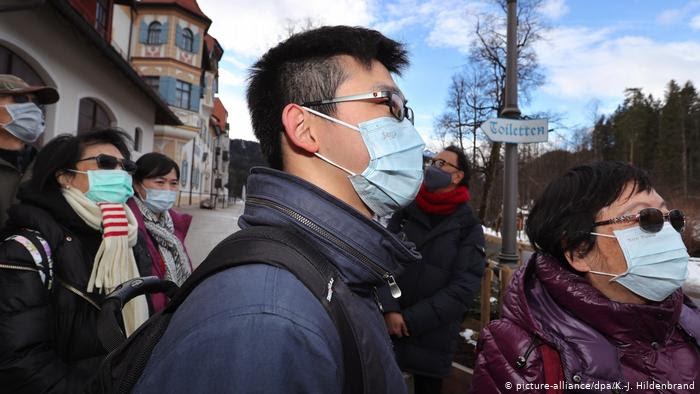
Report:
303,107,425,217
590,222,689,302
0,102,45,143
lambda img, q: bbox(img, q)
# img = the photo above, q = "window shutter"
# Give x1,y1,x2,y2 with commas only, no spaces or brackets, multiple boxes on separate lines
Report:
139,21,148,43
192,33,201,53
159,22,169,44
175,24,183,49
158,77,176,106
190,85,201,111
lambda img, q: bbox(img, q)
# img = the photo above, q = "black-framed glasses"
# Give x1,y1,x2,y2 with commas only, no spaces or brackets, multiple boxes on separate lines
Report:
594,208,685,233
429,158,460,171
302,91,414,124
76,154,137,173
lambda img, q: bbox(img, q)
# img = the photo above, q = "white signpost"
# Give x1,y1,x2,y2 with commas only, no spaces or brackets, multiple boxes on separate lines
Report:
481,117,548,144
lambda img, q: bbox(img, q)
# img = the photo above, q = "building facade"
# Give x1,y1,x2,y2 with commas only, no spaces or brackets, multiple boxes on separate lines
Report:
122,0,228,206
0,0,229,206
0,0,180,153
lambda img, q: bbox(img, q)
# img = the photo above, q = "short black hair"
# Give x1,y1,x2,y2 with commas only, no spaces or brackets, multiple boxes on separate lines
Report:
444,145,470,187
31,128,133,192
133,152,180,183
247,25,409,170
525,161,652,267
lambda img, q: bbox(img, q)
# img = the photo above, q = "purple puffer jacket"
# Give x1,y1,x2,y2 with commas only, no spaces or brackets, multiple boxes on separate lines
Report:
471,253,700,394
127,198,193,311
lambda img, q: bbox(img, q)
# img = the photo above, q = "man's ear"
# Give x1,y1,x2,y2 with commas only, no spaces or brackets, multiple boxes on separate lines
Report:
281,104,319,154
452,170,464,185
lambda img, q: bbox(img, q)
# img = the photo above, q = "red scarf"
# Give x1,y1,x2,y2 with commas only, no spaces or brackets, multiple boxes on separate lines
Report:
415,184,470,215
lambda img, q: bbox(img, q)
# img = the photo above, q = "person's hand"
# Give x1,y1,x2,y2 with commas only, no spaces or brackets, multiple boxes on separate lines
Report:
384,312,410,337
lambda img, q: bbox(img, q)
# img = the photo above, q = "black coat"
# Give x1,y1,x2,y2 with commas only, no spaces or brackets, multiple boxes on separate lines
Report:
379,201,486,377
0,185,152,393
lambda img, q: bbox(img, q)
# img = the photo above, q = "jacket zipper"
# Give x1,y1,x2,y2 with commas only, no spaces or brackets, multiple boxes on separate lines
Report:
247,196,402,298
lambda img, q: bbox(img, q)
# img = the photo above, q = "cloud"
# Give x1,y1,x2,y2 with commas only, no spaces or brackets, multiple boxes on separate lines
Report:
691,14,700,30
657,0,700,25
535,26,700,102
539,0,568,20
198,0,376,58
218,68,245,88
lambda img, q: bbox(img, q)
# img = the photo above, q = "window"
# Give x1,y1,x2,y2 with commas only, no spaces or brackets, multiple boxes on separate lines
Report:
134,127,143,151
147,22,162,45
0,45,45,87
175,80,191,109
182,28,194,52
78,98,112,134
95,0,109,39
144,76,159,92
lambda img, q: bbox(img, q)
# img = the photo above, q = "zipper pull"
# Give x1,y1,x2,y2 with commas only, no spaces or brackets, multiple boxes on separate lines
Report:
385,274,402,298
372,287,384,312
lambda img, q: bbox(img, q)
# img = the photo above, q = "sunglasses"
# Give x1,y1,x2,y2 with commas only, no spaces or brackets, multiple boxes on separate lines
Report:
594,208,685,233
429,158,460,171
7,94,38,104
302,90,415,124
76,154,137,173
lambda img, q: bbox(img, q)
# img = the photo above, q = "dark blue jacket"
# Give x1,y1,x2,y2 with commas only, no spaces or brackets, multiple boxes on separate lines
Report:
379,201,485,377
134,167,420,393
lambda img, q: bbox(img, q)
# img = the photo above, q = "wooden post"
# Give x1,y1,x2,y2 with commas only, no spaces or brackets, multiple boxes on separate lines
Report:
480,262,494,330
499,264,516,311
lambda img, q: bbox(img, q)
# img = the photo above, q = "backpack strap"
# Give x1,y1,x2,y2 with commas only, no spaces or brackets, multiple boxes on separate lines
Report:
541,342,564,394
164,225,368,394
3,229,54,289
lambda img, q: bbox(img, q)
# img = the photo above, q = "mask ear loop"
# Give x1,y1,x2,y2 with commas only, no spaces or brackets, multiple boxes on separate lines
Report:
587,232,622,280
313,152,357,177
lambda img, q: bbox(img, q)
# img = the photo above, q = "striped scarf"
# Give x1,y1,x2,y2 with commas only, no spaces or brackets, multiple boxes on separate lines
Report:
62,187,149,336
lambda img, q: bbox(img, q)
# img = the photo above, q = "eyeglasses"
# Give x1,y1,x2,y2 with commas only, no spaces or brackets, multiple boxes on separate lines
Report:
429,158,460,171
9,94,37,104
302,91,414,124
594,208,685,233
76,154,137,173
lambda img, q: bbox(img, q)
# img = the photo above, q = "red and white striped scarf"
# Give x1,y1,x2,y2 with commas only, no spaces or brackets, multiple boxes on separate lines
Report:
62,187,148,335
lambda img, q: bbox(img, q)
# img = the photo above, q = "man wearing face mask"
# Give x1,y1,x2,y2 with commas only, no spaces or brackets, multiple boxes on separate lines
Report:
379,146,485,394
134,26,424,393
128,152,193,311
0,74,58,226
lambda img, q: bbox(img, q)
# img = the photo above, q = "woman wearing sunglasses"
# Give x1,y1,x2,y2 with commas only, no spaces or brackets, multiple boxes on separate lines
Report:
0,129,154,393
378,146,486,394
471,161,700,393
127,152,192,311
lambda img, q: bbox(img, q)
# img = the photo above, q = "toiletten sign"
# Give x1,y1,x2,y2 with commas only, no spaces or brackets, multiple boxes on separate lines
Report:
482,117,549,143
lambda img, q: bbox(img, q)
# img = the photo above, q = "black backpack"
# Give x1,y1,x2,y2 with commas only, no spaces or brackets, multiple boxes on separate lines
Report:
85,225,382,393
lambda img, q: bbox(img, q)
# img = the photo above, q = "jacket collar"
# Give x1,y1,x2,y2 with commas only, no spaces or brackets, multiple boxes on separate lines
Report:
534,253,683,347
504,253,691,384
238,167,420,290
400,202,471,249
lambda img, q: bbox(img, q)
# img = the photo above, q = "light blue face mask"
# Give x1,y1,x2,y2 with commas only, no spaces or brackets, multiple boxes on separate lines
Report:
590,222,689,302
70,169,134,204
142,187,178,213
0,102,45,143
303,107,425,217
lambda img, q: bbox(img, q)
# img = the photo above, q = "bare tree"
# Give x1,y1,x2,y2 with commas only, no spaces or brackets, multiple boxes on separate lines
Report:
436,68,491,170
467,0,547,222
279,17,322,40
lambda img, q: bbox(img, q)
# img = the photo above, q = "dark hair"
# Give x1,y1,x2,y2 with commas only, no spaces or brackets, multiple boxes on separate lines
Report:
31,128,133,191
444,145,470,187
525,161,652,267
133,152,180,183
246,25,409,170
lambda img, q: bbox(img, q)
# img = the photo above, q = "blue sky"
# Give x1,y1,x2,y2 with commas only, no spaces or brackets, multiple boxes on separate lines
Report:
198,0,700,151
